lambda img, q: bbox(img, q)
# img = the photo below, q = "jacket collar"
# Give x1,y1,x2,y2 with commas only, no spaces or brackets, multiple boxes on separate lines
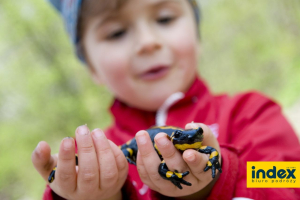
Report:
109,76,212,134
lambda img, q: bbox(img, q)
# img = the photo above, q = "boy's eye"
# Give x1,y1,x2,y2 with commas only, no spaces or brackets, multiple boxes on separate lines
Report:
157,16,174,24
107,29,126,40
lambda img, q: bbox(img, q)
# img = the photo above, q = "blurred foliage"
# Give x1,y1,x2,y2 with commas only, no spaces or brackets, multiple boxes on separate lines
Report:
0,0,299,199
200,0,300,105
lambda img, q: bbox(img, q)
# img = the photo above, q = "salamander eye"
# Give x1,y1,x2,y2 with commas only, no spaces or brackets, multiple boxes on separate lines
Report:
174,131,181,138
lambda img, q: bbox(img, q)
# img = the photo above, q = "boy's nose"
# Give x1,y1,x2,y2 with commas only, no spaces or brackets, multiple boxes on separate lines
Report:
135,24,162,55
138,40,161,55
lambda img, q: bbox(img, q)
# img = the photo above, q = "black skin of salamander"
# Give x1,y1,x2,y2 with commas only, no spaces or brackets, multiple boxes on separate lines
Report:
48,126,222,190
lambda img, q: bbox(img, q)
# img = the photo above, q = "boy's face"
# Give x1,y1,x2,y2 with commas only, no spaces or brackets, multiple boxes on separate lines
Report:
83,0,199,111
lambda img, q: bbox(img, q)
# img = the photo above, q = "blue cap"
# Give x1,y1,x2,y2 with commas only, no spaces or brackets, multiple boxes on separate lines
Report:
48,0,200,63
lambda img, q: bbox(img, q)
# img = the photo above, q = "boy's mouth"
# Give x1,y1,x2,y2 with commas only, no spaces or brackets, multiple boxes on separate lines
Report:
139,65,170,81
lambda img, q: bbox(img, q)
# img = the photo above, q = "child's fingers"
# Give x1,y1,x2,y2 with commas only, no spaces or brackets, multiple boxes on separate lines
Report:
182,149,212,182
136,151,149,181
76,125,99,192
108,140,128,178
135,131,165,187
55,137,77,194
136,151,159,192
155,133,198,188
91,129,119,190
185,122,222,180
154,133,188,172
31,141,57,181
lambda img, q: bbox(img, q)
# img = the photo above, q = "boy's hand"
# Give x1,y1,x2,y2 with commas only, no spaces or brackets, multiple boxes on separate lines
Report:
31,125,128,200
136,122,221,199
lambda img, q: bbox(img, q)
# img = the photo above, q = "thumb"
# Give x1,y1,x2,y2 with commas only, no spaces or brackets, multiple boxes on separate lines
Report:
31,141,57,182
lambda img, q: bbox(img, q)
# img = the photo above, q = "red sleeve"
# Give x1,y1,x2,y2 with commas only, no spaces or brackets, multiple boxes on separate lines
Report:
212,92,300,200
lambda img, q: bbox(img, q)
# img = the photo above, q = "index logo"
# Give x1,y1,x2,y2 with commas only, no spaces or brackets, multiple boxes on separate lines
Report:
247,162,300,188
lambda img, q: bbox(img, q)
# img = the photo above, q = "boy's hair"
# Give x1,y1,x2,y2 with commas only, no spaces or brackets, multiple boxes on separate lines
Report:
48,0,201,63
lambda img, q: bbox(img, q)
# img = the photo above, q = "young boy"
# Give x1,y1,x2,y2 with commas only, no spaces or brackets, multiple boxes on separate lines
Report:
32,0,300,199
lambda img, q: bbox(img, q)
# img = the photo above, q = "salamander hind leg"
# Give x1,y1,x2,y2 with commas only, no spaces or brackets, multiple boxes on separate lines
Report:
158,160,191,189
119,139,138,165
198,146,222,178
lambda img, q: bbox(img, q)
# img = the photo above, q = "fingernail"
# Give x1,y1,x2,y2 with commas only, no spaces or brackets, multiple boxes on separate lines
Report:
156,134,168,147
77,125,89,135
63,137,73,150
190,123,198,129
92,129,104,138
136,131,147,145
186,152,195,162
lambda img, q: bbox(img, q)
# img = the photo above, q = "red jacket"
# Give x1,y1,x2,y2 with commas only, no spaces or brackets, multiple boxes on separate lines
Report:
43,77,300,200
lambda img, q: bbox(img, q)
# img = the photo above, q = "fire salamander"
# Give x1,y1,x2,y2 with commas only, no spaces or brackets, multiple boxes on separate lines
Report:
48,126,222,189
121,126,222,189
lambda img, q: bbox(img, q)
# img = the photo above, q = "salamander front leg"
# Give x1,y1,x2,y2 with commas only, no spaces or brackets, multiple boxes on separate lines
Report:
198,146,222,178
158,160,191,189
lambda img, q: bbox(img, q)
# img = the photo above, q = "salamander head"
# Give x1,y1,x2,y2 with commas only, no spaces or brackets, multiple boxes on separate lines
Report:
171,127,204,151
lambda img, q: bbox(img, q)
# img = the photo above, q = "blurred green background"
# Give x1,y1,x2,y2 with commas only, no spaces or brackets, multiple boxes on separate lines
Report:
0,0,299,199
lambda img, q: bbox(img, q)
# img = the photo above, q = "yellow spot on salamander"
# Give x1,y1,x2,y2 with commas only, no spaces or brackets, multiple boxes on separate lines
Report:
151,126,184,131
207,161,212,166
170,132,175,137
154,143,161,155
126,148,133,156
174,172,182,178
166,171,174,178
209,151,218,159
174,142,202,151
200,146,207,150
